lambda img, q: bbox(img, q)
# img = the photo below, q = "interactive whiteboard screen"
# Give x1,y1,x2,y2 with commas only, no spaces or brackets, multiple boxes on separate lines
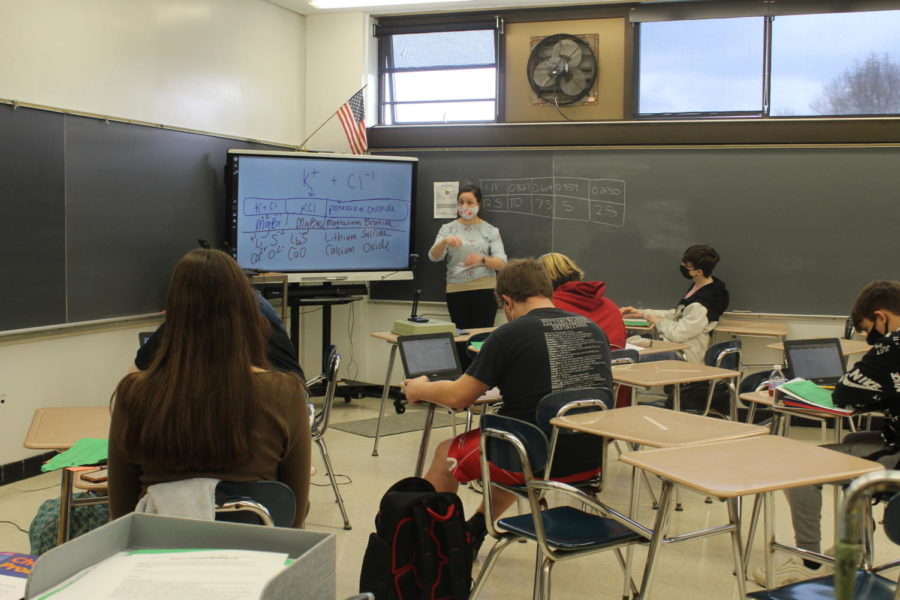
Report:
227,151,416,278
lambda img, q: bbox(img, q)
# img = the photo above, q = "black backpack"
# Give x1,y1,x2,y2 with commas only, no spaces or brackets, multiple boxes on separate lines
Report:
359,477,471,600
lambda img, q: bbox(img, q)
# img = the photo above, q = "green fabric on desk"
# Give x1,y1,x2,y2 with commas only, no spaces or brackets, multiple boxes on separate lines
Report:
40,438,108,472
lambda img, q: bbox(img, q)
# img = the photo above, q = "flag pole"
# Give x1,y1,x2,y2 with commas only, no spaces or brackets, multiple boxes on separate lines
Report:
299,84,368,151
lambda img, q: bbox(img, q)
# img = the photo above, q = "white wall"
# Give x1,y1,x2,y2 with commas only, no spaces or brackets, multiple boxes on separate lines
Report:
302,12,373,152
0,0,305,145
0,0,308,464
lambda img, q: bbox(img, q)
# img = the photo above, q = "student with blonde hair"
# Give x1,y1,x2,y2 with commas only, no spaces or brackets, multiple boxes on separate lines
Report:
540,252,626,349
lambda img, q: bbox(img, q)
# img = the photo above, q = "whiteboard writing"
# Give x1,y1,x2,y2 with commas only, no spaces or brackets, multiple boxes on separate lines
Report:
479,177,626,227
233,155,414,272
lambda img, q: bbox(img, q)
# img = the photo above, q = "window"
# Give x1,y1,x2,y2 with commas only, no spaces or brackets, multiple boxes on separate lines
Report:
378,27,500,125
638,17,765,116
636,8,900,118
771,11,900,116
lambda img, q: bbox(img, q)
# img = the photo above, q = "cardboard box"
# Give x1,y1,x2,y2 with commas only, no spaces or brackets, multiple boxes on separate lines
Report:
26,513,335,599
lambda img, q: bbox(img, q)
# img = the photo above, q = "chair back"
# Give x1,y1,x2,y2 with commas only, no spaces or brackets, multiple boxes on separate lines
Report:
480,414,548,476
215,480,296,527
835,470,900,600
610,348,640,366
536,388,609,482
308,345,341,438
704,339,742,370
739,370,770,394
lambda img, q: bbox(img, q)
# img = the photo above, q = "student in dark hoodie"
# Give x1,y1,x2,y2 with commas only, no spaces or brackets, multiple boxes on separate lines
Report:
540,252,626,349
621,245,729,364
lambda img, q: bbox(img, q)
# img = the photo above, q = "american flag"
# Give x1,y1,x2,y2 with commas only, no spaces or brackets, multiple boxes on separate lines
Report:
337,89,367,155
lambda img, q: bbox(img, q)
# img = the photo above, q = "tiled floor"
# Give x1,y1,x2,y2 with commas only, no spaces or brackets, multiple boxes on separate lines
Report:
1,398,895,599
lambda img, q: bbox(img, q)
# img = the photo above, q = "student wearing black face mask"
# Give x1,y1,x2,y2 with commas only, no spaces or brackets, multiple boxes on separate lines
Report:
752,280,900,588
620,244,729,364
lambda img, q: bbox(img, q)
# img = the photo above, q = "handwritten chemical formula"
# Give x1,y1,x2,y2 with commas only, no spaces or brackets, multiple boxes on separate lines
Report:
479,177,625,227
233,160,414,272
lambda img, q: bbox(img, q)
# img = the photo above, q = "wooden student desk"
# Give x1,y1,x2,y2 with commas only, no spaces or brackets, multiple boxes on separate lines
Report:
621,436,882,595
739,390,854,443
551,406,767,599
717,318,788,340
766,338,871,357
369,327,494,457
24,406,111,545
612,360,741,418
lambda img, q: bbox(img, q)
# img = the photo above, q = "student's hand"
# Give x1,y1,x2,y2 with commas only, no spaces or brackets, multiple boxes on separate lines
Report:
620,306,644,318
646,313,661,325
401,375,431,404
463,252,483,267
444,236,463,248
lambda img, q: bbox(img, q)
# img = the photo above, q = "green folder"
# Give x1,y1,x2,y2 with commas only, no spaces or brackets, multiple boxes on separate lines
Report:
469,341,485,351
41,437,108,472
624,319,651,327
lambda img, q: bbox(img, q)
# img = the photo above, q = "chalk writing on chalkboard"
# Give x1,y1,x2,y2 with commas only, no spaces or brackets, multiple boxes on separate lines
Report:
241,196,410,267
479,177,626,227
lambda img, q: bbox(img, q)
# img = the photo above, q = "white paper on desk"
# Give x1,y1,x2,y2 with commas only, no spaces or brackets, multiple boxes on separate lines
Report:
433,182,459,219
478,387,501,400
36,549,289,600
0,578,27,600
625,343,644,352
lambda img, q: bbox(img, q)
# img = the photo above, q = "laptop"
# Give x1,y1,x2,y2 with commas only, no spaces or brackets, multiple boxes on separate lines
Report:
397,332,462,381
783,337,846,385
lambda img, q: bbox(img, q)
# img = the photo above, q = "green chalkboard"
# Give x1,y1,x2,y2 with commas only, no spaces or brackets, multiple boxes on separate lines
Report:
371,147,896,315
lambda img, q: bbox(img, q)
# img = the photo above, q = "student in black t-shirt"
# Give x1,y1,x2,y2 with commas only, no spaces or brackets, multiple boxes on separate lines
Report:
402,258,612,559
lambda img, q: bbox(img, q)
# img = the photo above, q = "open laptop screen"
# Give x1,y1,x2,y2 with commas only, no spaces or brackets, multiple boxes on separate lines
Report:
397,333,461,380
784,338,845,385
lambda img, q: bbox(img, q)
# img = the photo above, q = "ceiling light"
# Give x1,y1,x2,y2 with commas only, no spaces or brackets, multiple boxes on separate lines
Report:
310,0,470,8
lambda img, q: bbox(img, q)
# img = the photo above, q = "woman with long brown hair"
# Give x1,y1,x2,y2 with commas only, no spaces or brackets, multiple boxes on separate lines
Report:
108,249,310,527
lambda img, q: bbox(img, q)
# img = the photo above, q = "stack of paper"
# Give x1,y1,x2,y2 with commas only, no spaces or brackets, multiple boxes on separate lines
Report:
35,549,289,599
777,378,854,416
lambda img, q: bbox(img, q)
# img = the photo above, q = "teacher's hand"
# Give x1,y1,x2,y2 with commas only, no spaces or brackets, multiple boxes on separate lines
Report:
401,375,431,404
463,253,483,267
620,306,644,318
444,236,463,248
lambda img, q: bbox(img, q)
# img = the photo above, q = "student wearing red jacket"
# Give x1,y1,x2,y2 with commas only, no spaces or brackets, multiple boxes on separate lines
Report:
540,252,627,349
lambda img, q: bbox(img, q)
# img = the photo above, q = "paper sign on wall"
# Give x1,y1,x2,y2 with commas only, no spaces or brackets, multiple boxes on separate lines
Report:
433,182,459,219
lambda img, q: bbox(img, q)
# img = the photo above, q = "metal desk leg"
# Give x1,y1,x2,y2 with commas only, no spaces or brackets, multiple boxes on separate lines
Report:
372,344,398,457
638,480,674,600
57,468,75,545
764,491,775,589
623,450,643,600
673,383,681,412
414,404,437,477
742,494,764,577
727,498,747,598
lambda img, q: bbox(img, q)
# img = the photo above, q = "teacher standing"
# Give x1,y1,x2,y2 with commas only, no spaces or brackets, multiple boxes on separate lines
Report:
429,184,507,335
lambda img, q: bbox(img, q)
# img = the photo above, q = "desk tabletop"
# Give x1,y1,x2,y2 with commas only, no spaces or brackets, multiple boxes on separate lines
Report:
371,327,495,345
717,319,788,337
740,390,852,421
612,360,740,387
766,338,871,356
619,435,883,498
551,405,768,448
635,340,690,356
24,406,111,450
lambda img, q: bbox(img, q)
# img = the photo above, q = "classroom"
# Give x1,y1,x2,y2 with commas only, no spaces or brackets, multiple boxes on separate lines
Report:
1,0,899,598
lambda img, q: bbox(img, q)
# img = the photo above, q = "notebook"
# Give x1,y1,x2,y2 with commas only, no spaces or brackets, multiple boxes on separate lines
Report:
397,332,462,381
783,337,846,385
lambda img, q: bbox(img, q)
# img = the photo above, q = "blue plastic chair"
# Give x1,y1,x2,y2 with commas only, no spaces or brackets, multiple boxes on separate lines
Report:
535,387,611,494
470,414,647,600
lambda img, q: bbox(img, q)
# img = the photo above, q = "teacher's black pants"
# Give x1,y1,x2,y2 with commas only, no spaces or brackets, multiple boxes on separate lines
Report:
446,288,498,369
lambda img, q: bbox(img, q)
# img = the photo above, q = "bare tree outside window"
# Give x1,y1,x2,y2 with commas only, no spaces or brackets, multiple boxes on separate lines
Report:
811,52,900,115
